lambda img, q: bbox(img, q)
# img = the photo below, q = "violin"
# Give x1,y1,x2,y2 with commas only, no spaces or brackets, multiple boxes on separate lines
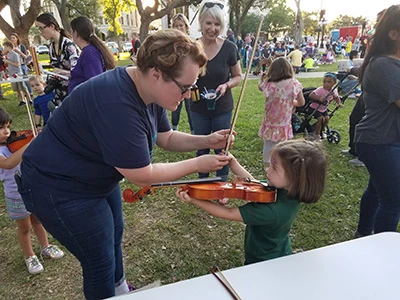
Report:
7,129,34,153
123,177,277,203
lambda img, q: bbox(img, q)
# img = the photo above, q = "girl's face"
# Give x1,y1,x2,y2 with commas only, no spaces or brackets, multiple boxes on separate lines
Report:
30,79,45,94
0,122,11,144
201,14,221,41
323,76,336,91
266,154,289,190
173,20,188,33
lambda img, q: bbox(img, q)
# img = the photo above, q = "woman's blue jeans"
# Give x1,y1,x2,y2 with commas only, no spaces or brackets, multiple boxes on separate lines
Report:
20,180,125,300
356,142,400,235
171,98,194,132
191,110,232,181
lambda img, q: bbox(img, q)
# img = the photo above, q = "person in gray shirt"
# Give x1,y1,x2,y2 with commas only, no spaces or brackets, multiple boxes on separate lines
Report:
353,5,400,238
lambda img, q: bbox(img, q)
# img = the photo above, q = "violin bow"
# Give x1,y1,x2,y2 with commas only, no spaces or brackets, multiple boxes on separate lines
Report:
224,18,264,153
24,98,37,137
210,266,242,300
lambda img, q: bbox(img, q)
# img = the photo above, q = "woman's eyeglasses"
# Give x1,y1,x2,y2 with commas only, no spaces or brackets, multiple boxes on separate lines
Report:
171,77,198,95
38,25,49,31
204,2,224,9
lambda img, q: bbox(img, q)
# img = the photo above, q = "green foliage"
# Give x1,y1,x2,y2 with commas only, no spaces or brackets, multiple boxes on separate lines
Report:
101,0,136,35
302,10,319,36
329,15,369,30
263,3,294,37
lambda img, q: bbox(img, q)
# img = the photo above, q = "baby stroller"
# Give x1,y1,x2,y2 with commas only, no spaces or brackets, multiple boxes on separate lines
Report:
292,72,359,144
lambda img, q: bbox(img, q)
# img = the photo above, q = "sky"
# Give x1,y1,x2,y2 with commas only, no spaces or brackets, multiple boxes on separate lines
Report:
288,0,399,21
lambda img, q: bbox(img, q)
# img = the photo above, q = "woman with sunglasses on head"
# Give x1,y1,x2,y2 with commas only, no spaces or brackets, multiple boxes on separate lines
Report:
18,29,232,299
191,0,242,181
35,13,79,106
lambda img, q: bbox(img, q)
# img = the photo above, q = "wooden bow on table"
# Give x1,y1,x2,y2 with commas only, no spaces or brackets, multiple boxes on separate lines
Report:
210,266,242,300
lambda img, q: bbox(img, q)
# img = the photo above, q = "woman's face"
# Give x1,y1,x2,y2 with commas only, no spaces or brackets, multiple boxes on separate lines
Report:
9,35,18,46
157,57,199,111
36,21,54,40
201,14,221,41
173,20,187,33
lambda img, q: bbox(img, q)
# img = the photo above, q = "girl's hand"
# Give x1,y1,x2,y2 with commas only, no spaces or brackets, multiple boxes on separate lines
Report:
176,188,193,203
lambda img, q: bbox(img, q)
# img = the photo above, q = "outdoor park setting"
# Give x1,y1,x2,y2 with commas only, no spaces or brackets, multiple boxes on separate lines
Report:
0,0,399,299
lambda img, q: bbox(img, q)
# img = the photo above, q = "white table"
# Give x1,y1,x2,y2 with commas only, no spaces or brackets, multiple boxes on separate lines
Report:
0,76,30,84
115,232,400,300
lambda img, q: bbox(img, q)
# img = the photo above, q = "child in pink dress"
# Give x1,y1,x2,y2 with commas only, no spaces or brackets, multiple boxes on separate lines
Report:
308,72,343,142
258,57,305,167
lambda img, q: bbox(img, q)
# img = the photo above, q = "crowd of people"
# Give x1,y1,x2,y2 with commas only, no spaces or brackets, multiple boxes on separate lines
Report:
0,1,399,299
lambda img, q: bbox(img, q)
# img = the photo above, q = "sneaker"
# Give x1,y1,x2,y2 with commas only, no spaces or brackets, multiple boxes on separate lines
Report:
341,149,354,157
321,132,327,139
349,158,365,167
127,282,136,292
41,245,65,259
348,93,357,99
25,255,44,274
18,101,26,106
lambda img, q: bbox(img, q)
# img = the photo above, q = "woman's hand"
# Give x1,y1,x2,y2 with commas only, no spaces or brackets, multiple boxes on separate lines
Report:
195,154,231,174
215,83,229,98
207,129,235,149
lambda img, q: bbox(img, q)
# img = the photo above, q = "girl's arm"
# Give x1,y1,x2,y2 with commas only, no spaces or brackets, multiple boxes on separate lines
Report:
228,155,254,180
294,90,305,107
176,188,243,222
334,96,343,107
0,143,30,169
258,73,267,91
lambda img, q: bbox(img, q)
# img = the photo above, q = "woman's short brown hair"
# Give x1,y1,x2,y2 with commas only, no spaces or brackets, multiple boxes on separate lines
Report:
136,29,207,81
270,139,327,203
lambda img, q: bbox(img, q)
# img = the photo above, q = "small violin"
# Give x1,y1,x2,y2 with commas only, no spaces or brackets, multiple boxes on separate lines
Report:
7,129,34,153
123,177,277,203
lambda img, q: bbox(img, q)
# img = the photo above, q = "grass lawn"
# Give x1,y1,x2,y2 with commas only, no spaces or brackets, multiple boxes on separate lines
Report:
0,58,387,299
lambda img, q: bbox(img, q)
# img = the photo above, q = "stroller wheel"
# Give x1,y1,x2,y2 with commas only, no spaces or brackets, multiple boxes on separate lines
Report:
327,130,341,144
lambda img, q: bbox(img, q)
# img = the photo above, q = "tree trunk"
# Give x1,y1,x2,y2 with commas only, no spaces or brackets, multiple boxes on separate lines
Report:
0,0,42,47
52,0,72,33
293,0,304,45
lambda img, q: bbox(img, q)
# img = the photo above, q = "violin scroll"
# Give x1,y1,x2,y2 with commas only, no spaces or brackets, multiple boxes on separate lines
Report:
122,187,155,203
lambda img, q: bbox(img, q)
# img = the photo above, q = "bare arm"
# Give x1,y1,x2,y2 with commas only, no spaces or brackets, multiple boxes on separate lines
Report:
215,61,242,97
116,154,231,187
0,143,30,170
176,189,243,222
294,91,305,107
156,129,233,152
3,58,20,67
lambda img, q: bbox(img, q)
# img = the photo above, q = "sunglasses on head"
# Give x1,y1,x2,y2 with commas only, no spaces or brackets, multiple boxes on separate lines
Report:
204,2,224,9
